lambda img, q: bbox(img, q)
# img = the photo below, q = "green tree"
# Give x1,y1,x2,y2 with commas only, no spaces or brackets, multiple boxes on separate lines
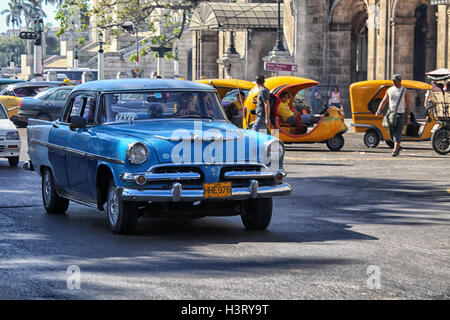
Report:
0,37,26,67
56,0,197,61
1,1,23,36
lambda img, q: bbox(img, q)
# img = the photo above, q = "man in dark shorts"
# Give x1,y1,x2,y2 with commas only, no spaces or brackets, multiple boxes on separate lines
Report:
252,75,271,132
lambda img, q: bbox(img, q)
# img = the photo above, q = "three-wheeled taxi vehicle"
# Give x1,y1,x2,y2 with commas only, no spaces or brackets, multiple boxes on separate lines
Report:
350,80,435,148
243,76,348,151
197,79,255,127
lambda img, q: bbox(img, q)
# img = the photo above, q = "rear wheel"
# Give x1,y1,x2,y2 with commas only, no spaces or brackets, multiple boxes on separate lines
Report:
106,180,139,234
8,156,19,167
326,134,345,151
42,168,69,214
241,198,273,230
432,127,450,155
385,140,395,148
363,130,380,148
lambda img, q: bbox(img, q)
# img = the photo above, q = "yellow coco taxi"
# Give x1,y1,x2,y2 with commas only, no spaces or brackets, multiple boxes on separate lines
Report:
350,80,435,148
0,96,21,120
197,79,255,127
243,76,348,151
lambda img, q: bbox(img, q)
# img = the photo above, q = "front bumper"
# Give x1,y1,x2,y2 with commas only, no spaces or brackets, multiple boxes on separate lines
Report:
117,180,292,202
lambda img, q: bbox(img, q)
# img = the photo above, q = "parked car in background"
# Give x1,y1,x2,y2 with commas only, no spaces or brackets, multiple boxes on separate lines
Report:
0,81,65,122
17,86,74,123
0,101,21,166
25,79,291,234
0,79,25,91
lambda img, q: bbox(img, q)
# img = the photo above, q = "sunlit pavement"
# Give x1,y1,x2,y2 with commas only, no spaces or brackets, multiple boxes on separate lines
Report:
0,127,449,299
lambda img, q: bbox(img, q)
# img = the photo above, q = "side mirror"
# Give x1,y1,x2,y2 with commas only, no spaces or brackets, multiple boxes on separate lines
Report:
70,116,87,130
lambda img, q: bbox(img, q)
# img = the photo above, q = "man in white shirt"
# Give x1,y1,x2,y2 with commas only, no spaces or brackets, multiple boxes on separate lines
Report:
375,74,411,156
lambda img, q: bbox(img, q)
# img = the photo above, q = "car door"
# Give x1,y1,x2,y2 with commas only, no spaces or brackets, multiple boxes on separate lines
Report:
65,93,98,200
47,93,84,191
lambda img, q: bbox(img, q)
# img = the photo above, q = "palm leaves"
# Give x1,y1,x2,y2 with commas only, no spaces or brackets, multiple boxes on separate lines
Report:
1,1,23,35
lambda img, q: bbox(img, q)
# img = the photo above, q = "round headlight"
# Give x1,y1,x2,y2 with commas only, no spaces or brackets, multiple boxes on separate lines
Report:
266,140,285,161
127,142,148,164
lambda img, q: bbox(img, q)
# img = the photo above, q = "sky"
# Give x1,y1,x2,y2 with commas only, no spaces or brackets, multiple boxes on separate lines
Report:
0,1,59,33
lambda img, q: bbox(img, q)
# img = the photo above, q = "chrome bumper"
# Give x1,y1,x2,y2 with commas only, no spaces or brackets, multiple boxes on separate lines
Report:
117,180,292,202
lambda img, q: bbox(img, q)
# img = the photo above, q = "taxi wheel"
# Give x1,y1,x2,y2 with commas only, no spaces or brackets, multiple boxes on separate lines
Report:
241,198,272,230
42,168,69,214
106,180,138,234
385,140,395,148
363,130,380,148
431,127,450,155
8,156,19,167
326,134,345,151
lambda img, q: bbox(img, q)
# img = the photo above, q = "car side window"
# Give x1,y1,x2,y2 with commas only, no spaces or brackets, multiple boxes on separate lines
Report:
47,91,59,101
57,90,70,101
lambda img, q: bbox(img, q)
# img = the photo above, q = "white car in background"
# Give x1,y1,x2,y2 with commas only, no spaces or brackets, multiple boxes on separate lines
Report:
0,101,21,166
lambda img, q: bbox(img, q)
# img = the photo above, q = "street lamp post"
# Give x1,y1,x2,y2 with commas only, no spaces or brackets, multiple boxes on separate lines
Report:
121,22,139,78
272,0,285,52
174,46,179,79
74,44,79,69
33,16,44,79
98,32,104,80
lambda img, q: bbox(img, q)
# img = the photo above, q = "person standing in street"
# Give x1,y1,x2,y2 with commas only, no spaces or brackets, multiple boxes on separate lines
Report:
375,74,411,157
310,86,321,114
252,75,271,132
329,86,342,108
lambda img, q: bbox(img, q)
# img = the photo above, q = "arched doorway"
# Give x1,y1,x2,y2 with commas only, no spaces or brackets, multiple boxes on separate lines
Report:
414,4,428,82
351,3,368,82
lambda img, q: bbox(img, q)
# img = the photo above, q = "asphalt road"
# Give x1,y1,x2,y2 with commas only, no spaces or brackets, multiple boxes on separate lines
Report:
0,124,449,299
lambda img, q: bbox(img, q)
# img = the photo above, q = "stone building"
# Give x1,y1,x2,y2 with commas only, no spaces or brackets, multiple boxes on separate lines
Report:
190,0,450,114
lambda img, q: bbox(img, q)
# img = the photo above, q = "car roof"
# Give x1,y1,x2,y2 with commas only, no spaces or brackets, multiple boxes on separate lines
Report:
0,79,25,85
73,79,214,92
5,81,63,89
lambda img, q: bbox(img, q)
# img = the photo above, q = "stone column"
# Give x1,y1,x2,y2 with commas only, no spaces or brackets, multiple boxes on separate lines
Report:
436,5,449,68
392,17,416,79
217,53,244,79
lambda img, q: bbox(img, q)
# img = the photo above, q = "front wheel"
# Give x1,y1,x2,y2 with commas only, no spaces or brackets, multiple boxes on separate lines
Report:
8,156,19,167
326,134,345,151
363,130,380,148
106,181,139,234
42,168,69,214
432,127,450,155
241,198,273,230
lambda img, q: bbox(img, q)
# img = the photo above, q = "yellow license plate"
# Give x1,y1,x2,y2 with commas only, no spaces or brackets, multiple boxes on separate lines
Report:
203,182,232,199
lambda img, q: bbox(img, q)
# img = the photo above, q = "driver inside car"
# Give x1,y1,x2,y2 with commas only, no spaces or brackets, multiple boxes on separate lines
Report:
175,93,195,116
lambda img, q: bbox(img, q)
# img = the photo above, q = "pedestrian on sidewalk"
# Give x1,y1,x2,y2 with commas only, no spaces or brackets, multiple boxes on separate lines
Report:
252,75,271,132
375,74,411,157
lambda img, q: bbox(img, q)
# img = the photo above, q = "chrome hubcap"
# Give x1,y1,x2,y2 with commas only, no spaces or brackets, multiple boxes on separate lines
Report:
43,172,52,206
108,187,119,226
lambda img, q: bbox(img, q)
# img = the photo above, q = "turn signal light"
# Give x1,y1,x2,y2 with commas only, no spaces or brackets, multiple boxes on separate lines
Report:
135,175,146,185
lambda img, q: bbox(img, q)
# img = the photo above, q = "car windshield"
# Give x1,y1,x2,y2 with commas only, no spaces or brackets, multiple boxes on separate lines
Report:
101,91,226,123
35,88,55,99
222,89,249,103
14,86,51,97
0,105,7,119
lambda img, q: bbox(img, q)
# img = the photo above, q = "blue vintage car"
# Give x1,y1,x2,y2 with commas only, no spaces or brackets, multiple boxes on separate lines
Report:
25,79,291,234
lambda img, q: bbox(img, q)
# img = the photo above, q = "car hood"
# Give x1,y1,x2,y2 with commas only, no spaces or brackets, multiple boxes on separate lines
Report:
0,118,17,132
95,120,271,163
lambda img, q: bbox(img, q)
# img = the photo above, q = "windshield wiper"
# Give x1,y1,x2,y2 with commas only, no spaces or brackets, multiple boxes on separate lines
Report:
178,115,216,120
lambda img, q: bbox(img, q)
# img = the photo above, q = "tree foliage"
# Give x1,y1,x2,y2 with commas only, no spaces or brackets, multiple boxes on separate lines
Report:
56,0,197,61
0,37,26,67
